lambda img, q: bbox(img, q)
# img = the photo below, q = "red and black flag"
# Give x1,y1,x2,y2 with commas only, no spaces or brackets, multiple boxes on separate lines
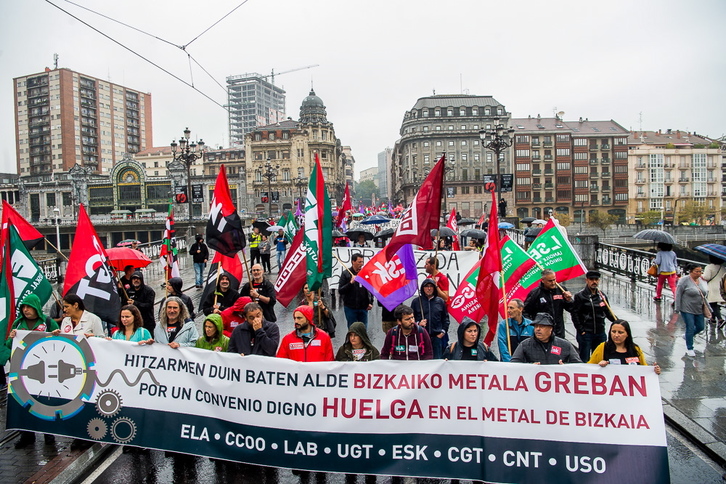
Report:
1,200,44,250
206,165,245,257
199,252,244,305
63,204,121,325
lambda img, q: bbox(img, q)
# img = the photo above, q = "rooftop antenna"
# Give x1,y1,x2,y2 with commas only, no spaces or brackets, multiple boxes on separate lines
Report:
638,112,643,132
53,53,58,69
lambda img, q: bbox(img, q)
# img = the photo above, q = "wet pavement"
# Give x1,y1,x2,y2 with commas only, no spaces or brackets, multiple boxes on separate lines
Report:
1,255,725,483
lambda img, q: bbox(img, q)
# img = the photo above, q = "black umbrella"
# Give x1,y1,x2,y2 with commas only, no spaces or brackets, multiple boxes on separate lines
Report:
252,220,271,232
360,214,391,225
633,229,678,246
460,228,487,239
375,228,395,238
457,218,477,226
431,227,457,237
346,230,374,241
332,230,345,238
521,216,536,223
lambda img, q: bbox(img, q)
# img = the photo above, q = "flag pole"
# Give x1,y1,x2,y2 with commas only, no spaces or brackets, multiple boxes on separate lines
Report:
500,271,511,356
332,251,355,277
599,289,617,320
45,240,69,261
213,261,222,307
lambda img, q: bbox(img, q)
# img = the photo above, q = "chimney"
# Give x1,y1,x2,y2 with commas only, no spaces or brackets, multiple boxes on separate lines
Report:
676,130,681,139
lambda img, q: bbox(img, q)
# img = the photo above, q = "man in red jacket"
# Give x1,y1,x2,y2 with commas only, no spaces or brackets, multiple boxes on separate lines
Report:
276,305,334,362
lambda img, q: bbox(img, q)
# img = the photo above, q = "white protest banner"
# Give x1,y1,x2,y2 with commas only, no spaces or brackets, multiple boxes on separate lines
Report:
330,248,480,292
8,332,669,482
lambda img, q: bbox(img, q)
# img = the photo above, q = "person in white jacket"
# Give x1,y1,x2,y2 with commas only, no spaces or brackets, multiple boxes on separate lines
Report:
59,294,106,337
702,255,726,328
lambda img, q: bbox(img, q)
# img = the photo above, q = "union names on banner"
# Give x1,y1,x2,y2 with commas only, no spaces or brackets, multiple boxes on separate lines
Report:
7,332,669,482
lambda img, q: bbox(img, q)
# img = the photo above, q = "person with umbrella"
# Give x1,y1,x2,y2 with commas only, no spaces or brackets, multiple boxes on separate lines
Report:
703,255,726,328
652,242,678,302
353,233,369,248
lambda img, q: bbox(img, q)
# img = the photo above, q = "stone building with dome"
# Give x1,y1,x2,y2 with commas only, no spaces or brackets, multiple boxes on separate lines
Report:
243,89,348,216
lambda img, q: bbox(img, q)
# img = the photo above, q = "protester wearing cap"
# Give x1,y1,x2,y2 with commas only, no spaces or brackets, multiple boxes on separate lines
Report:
523,268,573,339
571,270,616,362
276,305,333,362
511,313,581,364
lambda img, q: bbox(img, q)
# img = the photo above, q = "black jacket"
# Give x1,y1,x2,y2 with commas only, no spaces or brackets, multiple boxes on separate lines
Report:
338,267,373,310
202,287,240,316
411,279,449,338
511,334,582,364
126,271,156,334
240,278,278,322
159,277,195,320
523,282,573,338
571,287,615,335
189,241,209,264
227,319,280,356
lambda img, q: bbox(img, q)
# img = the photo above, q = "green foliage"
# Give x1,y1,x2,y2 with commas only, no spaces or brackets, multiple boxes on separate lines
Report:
665,143,676,149
588,210,619,234
554,213,570,227
709,142,720,149
693,144,706,149
355,180,379,204
677,201,709,224
641,210,662,226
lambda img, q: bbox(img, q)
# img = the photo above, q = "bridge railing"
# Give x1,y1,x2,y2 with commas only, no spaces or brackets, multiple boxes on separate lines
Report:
596,242,701,283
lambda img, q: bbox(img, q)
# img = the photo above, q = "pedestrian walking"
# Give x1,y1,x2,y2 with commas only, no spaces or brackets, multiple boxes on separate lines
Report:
675,263,708,357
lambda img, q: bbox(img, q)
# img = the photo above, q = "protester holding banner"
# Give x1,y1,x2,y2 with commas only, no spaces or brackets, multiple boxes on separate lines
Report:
111,305,151,343
412,279,449,359
241,264,278,322
571,270,616,362
511,313,581,364
220,296,252,338
228,302,280,356
497,298,534,362
196,314,229,352
59,294,107,337
675,263,708,358
338,253,373,327
126,271,156,336
335,321,380,361
523,269,573,339
276,305,334,362
443,317,497,361
588,320,661,374
380,305,433,360
152,296,198,349
202,273,240,316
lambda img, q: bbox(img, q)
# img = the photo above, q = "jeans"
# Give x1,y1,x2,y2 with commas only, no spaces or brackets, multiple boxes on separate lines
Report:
681,312,705,350
709,302,722,322
656,273,678,298
576,331,607,362
194,262,205,286
277,250,286,270
431,333,448,359
344,306,368,328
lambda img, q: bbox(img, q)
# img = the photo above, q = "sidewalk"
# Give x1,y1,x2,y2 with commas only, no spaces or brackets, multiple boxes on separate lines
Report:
1,263,724,482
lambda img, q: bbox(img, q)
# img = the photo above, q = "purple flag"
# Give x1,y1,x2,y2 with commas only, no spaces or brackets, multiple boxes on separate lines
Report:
357,245,418,311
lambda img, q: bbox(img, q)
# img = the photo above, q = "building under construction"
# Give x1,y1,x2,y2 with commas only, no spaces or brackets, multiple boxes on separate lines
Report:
226,73,286,146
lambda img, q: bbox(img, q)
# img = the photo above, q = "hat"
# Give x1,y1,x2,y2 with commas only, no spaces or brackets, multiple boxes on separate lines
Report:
532,313,554,326
585,270,601,279
196,234,203,241
294,305,314,324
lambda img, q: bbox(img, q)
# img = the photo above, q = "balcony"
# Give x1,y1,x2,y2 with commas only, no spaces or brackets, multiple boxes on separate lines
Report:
590,186,599,192
636,164,646,169
531,142,540,147
591,173,599,178
532,170,542,175
602,198,612,204
543,155,553,160
590,200,600,205
532,183,542,189
602,186,611,192
543,141,553,147
602,172,611,177
636,193,646,198
545,197,554,203
533,197,542,203
635,179,645,184
532,156,541,161
544,169,554,175
544,183,554,189
589,146,599,151
601,144,610,150
678,178,690,183
601,158,610,164
589,159,599,164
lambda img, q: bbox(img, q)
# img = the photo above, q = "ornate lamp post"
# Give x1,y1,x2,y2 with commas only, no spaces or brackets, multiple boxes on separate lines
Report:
294,175,307,209
170,127,205,221
480,121,514,214
258,159,280,217
53,207,61,251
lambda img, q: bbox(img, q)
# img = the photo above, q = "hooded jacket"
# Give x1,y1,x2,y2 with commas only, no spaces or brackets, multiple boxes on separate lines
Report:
201,273,240,316
444,317,497,361
276,306,333,362
220,296,253,337
380,322,433,360
196,314,229,352
240,277,277,322
159,277,195,320
189,238,209,264
411,279,449,338
2,294,59,365
497,315,534,362
127,271,156,333
335,321,380,361
523,281,573,338
511,314,582,365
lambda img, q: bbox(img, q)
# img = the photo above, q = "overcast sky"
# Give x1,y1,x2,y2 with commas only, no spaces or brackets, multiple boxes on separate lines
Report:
1,0,724,177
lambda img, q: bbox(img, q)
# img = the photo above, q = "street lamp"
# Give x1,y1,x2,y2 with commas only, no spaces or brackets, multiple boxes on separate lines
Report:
294,175,307,210
170,127,205,221
480,121,514,214
53,207,61,251
258,159,280,217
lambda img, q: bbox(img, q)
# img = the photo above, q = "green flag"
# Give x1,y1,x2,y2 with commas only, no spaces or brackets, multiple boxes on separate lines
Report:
304,155,333,291
527,218,586,282
278,211,298,243
1,225,53,337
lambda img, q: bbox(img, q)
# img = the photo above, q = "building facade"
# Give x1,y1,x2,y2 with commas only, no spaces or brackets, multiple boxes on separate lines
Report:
359,167,378,185
377,147,392,201
243,90,346,216
14,67,152,177
227,73,286,147
510,117,630,223
628,130,722,225
391,94,512,218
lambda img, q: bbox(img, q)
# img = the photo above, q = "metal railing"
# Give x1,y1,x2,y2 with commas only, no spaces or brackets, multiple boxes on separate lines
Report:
596,242,700,283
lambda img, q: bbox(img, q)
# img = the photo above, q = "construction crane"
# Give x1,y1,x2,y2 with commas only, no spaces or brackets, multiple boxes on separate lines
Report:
262,64,320,88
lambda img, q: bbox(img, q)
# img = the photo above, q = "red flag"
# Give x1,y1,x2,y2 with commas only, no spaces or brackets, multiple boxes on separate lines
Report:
475,191,503,345
274,228,306,307
384,155,445,258
446,208,460,251
336,181,352,229
0,230,15,338
477,212,487,228
63,204,121,324
1,200,44,249
206,165,245,257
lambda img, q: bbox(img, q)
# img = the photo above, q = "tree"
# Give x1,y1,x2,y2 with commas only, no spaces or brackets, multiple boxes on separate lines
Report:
554,213,571,227
677,201,709,225
641,210,662,226
588,210,619,235
355,180,379,205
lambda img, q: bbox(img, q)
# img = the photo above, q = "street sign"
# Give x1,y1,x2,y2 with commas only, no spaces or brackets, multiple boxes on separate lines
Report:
192,184,204,203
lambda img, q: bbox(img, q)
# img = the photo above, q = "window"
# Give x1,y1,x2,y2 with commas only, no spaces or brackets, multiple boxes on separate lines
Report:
461,186,469,194
460,125,467,130
574,152,587,160
448,125,454,130
436,141,442,147
448,141,454,146
461,140,467,146
447,109,453,116
472,108,478,115
484,108,490,115
516,177,531,185
573,138,587,146
459,108,466,116
515,163,531,171
615,151,627,159
474,186,483,194
434,110,440,117
516,149,530,157
556,148,570,156
556,134,569,142
423,126,429,132
435,126,441,131
269,132,275,141
516,191,530,200
556,162,571,170
423,110,429,117
516,135,530,143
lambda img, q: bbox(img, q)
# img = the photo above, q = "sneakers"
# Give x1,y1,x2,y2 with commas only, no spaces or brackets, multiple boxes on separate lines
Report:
686,349,696,357
44,434,56,445
14,432,35,449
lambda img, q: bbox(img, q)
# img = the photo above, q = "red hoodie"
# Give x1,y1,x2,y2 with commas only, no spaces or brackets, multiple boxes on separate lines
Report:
220,297,252,338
